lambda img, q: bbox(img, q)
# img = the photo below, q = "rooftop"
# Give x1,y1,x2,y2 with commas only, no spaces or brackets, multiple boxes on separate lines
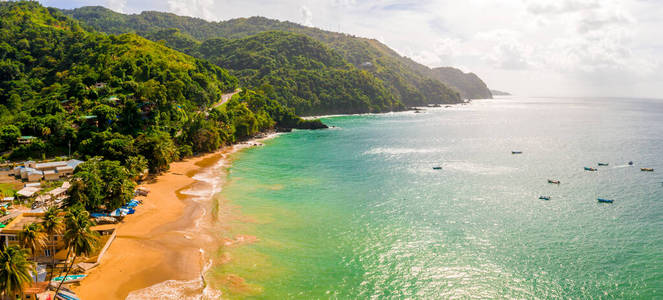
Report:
2,213,45,233
16,187,40,197
23,281,48,295
67,159,84,169
34,161,68,169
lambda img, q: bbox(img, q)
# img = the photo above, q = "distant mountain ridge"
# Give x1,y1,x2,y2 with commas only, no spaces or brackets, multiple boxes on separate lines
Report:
430,67,492,100
62,6,493,105
490,90,511,96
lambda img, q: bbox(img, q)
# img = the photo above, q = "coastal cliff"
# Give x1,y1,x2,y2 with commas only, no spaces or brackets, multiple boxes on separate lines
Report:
430,67,493,100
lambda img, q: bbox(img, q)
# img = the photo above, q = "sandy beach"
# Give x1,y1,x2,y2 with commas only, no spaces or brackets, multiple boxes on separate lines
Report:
71,140,266,299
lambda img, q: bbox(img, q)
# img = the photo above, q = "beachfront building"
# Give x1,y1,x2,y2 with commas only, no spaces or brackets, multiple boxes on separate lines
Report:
0,212,66,261
20,281,49,300
11,159,83,182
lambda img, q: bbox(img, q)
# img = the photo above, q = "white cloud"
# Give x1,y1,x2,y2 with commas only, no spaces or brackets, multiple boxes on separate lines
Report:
300,5,313,26
105,0,126,13
525,0,600,14
166,0,216,21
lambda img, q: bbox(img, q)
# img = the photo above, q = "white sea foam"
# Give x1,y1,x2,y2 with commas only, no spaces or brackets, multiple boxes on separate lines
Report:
127,135,282,299
126,250,223,300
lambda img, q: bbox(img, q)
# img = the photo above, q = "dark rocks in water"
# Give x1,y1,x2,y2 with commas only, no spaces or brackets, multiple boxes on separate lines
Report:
297,119,328,130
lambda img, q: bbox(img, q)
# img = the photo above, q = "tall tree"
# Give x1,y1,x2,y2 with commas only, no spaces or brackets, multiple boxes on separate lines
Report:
0,246,35,299
54,207,99,296
42,206,64,280
18,223,47,274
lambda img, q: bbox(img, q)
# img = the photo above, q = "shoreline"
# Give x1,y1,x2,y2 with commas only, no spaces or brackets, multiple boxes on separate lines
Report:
72,134,277,299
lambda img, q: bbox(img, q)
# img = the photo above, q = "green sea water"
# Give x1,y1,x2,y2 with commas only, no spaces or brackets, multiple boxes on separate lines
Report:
211,97,663,298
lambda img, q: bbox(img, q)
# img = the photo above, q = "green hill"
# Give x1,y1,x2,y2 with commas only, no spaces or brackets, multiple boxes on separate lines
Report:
430,67,493,100
62,7,468,106
155,30,400,115
0,1,321,167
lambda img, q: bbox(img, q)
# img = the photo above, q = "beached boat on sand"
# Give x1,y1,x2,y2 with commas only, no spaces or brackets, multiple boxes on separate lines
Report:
597,198,614,203
55,290,80,300
584,167,597,171
52,274,86,284
641,168,654,172
539,196,551,200
512,151,522,154
598,162,609,166
432,166,442,170
548,179,561,184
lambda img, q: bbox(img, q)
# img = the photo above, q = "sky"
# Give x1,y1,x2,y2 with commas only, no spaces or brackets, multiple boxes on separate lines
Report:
39,0,663,98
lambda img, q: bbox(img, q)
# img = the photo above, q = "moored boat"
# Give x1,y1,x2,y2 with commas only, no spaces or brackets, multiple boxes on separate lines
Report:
547,179,561,184
584,167,597,171
597,198,614,203
641,168,654,172
539,196,551,200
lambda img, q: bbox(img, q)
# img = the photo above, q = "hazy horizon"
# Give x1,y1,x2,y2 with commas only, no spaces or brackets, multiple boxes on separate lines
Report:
38,0,663,99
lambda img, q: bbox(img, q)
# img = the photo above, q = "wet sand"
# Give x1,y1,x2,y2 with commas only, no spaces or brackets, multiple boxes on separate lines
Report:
72,142,259,299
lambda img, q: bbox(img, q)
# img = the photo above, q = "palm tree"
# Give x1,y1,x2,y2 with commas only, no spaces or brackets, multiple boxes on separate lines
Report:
54,206,99,296
18,223,47,266
42,206,64,280
0,246,35,299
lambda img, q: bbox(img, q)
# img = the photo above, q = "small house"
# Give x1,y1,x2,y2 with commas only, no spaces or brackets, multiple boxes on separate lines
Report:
20,281,49,300
43,170,59,181
20,168,43,182
55,166,74,176
17,136,36,144
16,186,40,199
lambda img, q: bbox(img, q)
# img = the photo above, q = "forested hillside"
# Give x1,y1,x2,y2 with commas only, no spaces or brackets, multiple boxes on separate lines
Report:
0,1,322,168
150,30,400,115
430,67,492,99
63,7,469,106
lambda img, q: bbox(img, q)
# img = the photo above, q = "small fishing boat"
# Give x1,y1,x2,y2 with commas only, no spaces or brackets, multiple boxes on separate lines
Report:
56,290,80,300
512,151,522,154
52,274,87,284
597,162,609,166
432,166,442,170
547,179,561,184
539,196,551,200
641,168,654,172
584,167,597,171
628,161,634,166
597,198,614,203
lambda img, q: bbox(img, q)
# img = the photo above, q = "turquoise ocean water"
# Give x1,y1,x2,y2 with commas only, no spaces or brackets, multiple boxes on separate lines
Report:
212,97,663,298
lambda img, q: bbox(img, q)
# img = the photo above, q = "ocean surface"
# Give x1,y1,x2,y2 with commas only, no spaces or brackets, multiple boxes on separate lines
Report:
209,97,663,299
